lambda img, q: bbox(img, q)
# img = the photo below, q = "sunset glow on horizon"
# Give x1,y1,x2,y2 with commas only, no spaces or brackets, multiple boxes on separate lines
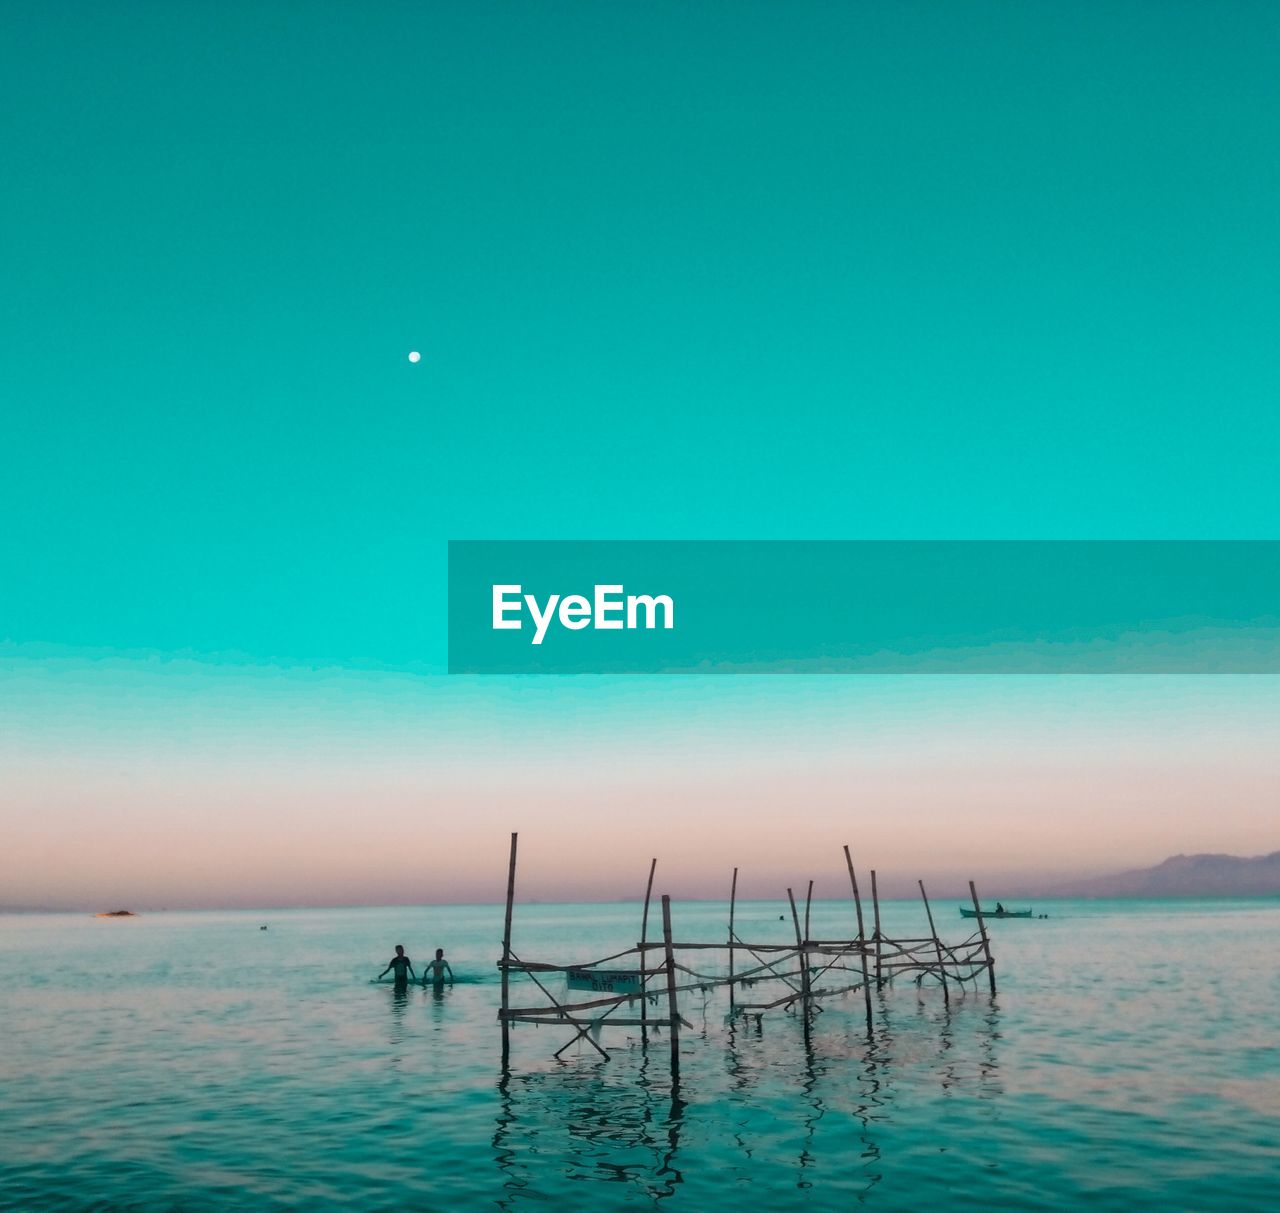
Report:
4,654,1276,910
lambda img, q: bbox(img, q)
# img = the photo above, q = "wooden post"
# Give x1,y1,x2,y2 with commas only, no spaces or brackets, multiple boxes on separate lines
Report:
501,832,518,1062
843,845,874,1031
787,887,810,1010
661,895,680,1081
918,879,948,1005
727,866,738,1018
639,858,657,1040
969,879,997,995
870,868,883,987
804,880,816,1025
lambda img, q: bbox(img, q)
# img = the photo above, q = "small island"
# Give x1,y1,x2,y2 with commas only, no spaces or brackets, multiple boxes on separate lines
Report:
94,910,137,918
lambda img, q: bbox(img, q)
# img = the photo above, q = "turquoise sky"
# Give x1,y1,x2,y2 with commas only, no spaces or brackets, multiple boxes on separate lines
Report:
4,1,1278,667
3,3,1278,906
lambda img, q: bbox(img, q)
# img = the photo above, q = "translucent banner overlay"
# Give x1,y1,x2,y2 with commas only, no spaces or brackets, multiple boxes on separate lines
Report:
447,541,1280,674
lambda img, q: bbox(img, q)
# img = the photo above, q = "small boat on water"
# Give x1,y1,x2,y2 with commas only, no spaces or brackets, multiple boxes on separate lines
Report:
960,906,1034,919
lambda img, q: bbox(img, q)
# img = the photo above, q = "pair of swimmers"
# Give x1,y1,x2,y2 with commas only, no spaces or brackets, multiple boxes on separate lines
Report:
378,945,453,988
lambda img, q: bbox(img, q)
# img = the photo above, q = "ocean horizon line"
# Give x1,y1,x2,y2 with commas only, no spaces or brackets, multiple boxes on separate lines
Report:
5,891,1279,916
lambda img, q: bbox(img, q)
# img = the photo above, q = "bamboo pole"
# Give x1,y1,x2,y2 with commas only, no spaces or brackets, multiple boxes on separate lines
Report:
728,867,738,1018
918,879,948,1005
501,832,518,1062
661,895,680,1081
968,880,997,995
502,944,613,1062
497,838,994,1067
843,845,874,1031
640,857,657,1040
870,869,883,987
804,880,819,1020
729,938,803,994
787,887,810,1009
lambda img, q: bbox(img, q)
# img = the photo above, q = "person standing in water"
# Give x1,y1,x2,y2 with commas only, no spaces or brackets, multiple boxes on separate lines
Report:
377,944,416,988
423,948,453,988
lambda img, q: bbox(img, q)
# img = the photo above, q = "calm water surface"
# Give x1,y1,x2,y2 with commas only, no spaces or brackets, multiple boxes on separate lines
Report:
1,898,1277,1210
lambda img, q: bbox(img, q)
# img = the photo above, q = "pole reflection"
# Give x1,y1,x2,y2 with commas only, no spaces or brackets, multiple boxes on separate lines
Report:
491,988,1003,1207
491,1045,685,1206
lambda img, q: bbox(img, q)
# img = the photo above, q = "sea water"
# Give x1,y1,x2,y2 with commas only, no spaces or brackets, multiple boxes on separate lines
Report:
1,898,1276,1210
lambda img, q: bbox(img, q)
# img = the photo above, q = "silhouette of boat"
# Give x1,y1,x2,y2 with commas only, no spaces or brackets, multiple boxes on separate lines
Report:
959,906,1033,919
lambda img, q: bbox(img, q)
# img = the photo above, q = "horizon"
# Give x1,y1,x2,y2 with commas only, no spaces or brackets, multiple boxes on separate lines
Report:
5,843,1279,915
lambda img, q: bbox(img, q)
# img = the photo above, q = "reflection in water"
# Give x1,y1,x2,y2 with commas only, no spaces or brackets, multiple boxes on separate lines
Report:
428,982,452,1018
493,1047,685,1207
491,989,1004,1206
383,979,454,1056
386,986,409,1056
872,987,1002,1095
978,1000,1004,1097
492,1067,524,1208
6,901,1274,1209
796,1014,825,1190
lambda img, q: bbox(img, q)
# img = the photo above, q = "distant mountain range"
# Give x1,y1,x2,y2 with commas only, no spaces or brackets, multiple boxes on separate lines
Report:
1050,851,1280,898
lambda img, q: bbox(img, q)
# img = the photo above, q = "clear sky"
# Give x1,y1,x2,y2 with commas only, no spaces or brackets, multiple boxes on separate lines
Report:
3,2,1277,908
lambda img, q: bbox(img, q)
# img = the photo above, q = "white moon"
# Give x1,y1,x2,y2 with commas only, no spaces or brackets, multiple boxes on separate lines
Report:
408,351,421,363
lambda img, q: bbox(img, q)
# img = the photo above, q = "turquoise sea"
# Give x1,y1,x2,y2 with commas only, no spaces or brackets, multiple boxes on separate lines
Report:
1,898,1276,1210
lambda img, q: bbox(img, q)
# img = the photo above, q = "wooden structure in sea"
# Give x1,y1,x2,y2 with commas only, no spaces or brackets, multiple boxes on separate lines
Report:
497,834,997,1077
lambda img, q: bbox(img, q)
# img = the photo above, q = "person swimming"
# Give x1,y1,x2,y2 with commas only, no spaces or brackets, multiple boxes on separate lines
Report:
377,945,416,988
422,947,453,987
